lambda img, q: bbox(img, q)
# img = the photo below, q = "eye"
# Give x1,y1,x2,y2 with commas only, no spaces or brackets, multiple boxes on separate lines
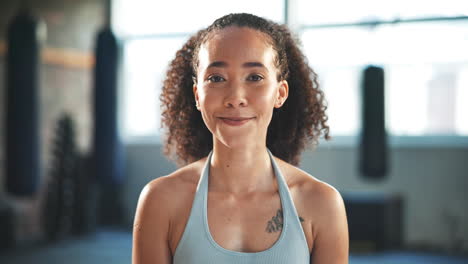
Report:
247,74,264,82
207,75,225,83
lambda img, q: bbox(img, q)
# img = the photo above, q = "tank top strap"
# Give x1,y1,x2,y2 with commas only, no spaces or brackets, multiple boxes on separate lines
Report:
198,150,212,192
266,149,305,230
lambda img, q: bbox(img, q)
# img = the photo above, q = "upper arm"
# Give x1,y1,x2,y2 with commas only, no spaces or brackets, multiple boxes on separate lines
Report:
132,178,173,264
310,185,349,264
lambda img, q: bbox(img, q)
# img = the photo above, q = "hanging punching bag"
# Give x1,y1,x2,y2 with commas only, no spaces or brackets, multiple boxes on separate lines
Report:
92,27,124,185
5,9,43,196
359,65,388,179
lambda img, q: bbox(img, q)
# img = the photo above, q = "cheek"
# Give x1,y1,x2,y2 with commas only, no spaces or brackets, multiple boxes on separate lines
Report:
256,96,274,110
252,89,277,109
198,92,219,123
199,91,220,109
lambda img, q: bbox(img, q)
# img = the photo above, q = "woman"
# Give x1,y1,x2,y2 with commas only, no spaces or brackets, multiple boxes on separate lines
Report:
133,13,349,264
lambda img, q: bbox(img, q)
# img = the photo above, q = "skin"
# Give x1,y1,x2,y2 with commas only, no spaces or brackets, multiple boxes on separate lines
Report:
132,26,349,264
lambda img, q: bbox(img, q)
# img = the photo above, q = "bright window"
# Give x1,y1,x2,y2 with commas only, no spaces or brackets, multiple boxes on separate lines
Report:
297,0,468,25
112,0,284,37
122,37,187,136
301,20,468,136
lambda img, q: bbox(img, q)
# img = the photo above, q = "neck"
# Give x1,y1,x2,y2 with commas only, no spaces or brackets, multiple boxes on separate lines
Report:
209,139,276,194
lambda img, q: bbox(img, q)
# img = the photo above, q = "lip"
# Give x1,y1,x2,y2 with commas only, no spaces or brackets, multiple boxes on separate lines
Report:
218,117,255,126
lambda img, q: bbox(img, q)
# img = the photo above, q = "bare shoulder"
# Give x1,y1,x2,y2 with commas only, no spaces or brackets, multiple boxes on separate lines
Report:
139,157,207,214
274,157,346,222
134,157,207,232
275,157,349,262
132,158,207,263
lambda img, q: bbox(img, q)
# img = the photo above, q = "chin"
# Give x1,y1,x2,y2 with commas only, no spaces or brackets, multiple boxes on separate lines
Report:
210,122,266,149
215,132,258,150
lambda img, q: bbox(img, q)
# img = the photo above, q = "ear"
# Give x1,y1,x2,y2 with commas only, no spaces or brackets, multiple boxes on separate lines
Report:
193,84,201,110
275,80,289,108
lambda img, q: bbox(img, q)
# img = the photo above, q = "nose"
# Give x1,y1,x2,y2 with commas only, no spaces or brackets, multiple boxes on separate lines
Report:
223,82,248,108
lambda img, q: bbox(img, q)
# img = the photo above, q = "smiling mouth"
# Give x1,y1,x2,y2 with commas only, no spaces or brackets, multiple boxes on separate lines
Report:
219,117,254,121
218,117,255,126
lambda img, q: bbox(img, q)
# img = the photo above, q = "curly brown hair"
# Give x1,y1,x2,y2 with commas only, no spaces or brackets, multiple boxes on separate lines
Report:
160,13,330,166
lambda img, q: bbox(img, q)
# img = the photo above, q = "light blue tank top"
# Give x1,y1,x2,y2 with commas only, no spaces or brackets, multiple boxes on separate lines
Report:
173,149,310,263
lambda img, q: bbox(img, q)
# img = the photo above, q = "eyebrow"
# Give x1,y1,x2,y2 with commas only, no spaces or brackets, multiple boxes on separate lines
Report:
206,61,268,71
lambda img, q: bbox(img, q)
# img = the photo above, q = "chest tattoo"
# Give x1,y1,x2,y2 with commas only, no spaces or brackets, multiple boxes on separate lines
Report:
265,209,305,233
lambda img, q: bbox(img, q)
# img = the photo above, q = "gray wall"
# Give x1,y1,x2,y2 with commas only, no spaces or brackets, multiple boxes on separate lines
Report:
124,143,468,253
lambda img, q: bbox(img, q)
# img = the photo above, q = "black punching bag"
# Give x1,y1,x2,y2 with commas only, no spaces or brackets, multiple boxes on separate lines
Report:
92,28,124,185
5,9,43,196
359,66,388,179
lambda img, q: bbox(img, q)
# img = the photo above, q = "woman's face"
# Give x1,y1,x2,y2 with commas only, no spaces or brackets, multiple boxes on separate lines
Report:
194,26,288,149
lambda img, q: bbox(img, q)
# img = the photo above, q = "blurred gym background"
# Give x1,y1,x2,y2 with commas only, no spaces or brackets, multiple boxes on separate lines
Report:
0,0,467,263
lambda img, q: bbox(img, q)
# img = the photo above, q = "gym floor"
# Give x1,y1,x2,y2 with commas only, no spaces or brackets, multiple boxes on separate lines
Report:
0,229,467,264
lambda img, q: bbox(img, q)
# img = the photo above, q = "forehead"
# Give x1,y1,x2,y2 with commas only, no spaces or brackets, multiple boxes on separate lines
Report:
198,27,276,69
